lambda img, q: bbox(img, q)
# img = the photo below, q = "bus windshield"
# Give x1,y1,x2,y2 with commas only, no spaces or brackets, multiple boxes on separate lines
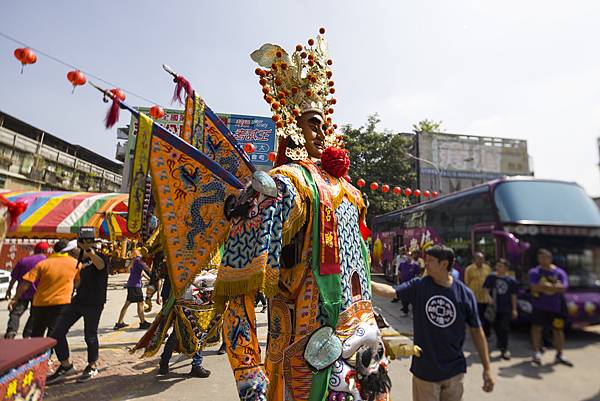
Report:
494,181,600,226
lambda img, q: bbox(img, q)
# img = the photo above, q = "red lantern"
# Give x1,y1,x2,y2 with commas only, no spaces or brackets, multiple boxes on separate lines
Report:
343,175,351,182
393,186,401,195
244,143,255,154
381,184,390,193
423,190,431,198
109,88,126,101
432,191,439,198
67,70,87,93
404,188,412,197
370,182,379,191
356,179,365,188
268,152,277,162
149,105,165,119
414,189,421,197
14,47,37,73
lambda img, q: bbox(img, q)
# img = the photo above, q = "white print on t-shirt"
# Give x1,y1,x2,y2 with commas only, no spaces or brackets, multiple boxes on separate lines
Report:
425,295,457,328
495,279,508,295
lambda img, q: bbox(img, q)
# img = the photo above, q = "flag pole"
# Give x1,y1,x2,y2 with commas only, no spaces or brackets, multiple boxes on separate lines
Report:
88,81,245,190
161,65,257,174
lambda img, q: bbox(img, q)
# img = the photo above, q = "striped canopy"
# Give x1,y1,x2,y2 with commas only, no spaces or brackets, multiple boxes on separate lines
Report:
0,191,131,239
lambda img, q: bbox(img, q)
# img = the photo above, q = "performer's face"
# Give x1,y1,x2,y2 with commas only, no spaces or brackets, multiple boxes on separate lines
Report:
298,110,326,158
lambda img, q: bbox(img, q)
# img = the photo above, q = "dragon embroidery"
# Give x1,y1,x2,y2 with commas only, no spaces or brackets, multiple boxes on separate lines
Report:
185,180,225,249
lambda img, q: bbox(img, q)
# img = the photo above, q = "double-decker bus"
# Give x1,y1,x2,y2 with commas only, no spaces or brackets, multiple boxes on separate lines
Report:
371,177,600,328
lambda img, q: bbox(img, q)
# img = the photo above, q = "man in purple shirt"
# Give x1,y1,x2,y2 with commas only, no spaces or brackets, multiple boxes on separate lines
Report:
4,242,49,339
114,247,151,330
529,248,573,367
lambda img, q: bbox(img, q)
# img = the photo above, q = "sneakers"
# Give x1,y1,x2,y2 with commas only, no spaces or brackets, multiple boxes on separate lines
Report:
500,350,511,361
555,354,574,367
46,364,75,385
390,298,400,303
139,321,151,330
113,322,128,330
190,366,211,378
77,365,98,383
157,364,169,376
532,352,542,366
217,344,227,355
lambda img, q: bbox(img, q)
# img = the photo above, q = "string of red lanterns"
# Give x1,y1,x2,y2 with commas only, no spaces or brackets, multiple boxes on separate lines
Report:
355,179,439,198
6,38,168,127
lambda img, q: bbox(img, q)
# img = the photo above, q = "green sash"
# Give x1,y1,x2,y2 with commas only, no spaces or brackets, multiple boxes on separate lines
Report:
301,167,342,401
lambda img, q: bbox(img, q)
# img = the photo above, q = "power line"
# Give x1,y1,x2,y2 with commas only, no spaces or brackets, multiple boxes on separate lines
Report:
0,31,163,106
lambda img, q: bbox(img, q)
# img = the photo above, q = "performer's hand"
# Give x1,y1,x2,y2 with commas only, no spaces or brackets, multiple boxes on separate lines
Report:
482,369,495,393
512,309,518,320
8,298,17,311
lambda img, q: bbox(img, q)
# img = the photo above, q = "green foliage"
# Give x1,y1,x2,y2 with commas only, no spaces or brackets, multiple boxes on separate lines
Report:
412,119,444,133
343,114,416,223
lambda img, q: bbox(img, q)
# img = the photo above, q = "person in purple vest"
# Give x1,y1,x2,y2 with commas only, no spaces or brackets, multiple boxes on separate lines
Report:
114,246,151,330
4,242,49,339
529,248,573,367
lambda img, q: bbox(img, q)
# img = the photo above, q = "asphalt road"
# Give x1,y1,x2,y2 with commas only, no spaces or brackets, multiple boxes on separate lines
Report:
1,274,599,401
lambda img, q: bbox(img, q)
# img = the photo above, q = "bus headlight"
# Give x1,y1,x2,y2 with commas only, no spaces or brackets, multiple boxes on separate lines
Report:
584,302,596,316
567,301,578,316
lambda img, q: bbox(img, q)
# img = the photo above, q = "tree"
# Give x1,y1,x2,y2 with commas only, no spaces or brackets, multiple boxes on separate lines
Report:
412,119,443,133
343,114,416,223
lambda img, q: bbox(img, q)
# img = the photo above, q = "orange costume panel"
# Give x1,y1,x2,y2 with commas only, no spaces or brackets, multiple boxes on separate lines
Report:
216,163,391,401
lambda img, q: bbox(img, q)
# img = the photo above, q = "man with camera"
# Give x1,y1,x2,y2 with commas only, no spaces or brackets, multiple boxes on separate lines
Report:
46,227,110,384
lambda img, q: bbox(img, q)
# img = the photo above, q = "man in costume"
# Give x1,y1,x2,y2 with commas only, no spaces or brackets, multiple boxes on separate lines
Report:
215,29,396,401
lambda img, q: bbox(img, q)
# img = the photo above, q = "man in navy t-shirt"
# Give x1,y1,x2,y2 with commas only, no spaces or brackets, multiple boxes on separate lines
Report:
373,245,494,401
483,258,518,360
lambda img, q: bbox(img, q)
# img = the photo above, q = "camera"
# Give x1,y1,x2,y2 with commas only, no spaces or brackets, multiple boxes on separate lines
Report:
78,226,96,242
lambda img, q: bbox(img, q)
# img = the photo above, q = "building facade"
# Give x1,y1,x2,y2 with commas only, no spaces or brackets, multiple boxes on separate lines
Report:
0,111,122,192
412,131,532,194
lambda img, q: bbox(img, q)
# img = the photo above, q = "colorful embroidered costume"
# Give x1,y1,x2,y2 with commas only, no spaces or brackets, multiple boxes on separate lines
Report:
215,29,392,401
133,251,222,358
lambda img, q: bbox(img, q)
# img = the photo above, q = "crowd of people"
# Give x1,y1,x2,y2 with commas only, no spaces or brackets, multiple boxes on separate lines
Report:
2,232,221,385
2,231,576,399
374,244,574,401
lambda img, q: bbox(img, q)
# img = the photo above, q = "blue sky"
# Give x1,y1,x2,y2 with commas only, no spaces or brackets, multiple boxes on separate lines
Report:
1,1,600,195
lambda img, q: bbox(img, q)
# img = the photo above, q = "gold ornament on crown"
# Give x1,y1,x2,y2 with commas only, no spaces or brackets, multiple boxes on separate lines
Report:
251,27,341,161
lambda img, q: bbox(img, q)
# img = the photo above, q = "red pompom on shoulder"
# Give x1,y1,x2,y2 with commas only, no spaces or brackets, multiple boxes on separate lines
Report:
321,146,350,178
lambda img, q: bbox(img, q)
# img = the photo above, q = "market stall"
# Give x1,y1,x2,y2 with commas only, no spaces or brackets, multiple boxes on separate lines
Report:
0,191,133,273
0,338,56,400
0,191,130,240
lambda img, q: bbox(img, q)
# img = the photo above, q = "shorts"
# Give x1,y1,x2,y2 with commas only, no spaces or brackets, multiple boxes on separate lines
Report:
127,287,144,303
532,308,565,330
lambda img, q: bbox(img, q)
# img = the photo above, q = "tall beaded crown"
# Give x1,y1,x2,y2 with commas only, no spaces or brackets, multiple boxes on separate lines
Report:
251,27,340,161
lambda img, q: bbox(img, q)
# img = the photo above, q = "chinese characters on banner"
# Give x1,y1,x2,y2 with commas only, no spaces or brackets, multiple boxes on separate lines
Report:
216,114,276,167
127,108,276,168
0,350,52,400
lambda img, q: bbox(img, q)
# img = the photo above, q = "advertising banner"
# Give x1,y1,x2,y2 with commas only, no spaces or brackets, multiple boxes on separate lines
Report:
127,109,276,168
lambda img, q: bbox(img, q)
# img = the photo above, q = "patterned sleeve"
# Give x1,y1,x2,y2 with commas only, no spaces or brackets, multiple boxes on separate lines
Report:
217,172,309,298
